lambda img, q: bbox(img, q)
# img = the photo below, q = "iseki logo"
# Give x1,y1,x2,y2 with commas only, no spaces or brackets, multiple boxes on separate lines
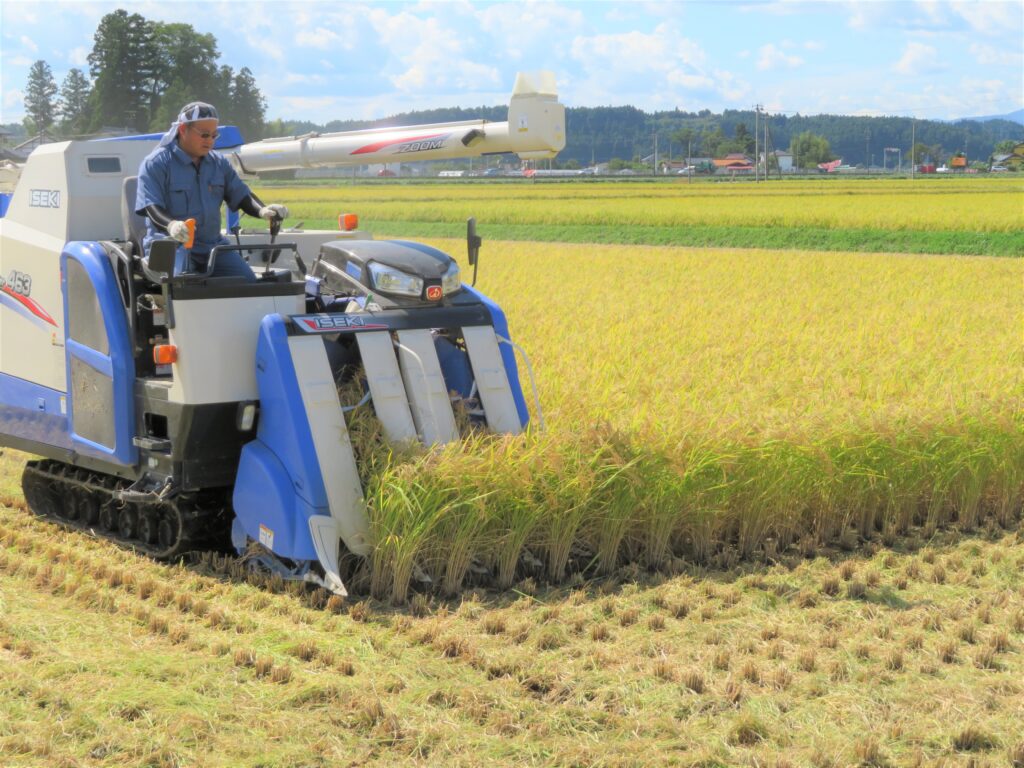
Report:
425,285,443,301
29,189,61,208
297,314,389,333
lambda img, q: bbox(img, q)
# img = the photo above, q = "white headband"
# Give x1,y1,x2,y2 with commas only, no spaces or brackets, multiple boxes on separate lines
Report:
158,102,219,147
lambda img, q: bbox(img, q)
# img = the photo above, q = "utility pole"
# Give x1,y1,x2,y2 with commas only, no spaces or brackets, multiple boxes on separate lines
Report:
911,120,915,180
653,133,659,175
865,129,870,170
764,110,769,181
754,104,760,182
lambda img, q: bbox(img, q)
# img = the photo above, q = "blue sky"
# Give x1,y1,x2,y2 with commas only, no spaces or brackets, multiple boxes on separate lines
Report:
2,0,1021,125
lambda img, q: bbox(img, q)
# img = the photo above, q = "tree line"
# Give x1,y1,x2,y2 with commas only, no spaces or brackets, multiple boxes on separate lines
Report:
22,9,266,141
247,104,1023,172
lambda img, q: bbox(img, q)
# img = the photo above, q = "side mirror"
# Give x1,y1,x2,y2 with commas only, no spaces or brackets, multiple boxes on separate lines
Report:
148,239,177,277
467,217,482,286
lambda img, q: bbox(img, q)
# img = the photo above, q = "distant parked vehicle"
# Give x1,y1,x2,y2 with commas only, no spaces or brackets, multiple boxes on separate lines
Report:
990,165,1008,172
437,170,465,177
377,168,396,177
483,168,502,177
616,168,637,176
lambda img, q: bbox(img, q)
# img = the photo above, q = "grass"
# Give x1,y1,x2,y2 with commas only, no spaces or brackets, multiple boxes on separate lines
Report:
303,219,1024,256
1,491,1021,766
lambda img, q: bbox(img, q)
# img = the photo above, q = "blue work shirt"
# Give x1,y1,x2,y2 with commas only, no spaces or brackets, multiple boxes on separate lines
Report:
135,140,250,258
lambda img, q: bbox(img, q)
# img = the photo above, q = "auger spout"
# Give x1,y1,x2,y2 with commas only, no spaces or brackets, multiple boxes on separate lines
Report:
227,71,565,174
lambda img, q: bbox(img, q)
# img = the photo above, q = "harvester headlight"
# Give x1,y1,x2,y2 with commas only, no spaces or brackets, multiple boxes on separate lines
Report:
441,262,461,295
368,262,424,297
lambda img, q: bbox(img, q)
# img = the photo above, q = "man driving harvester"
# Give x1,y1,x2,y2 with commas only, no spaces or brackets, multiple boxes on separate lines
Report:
135,101,289,280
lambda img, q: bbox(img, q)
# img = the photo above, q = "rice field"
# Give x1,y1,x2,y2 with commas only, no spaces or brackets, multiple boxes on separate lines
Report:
335,238,1022,603
265,177,1023,232
258,177,1024,255
1,177,1022,765
254,177,1024,602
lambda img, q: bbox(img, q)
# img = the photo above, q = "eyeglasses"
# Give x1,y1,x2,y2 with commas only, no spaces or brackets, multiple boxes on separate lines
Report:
188,126,220,140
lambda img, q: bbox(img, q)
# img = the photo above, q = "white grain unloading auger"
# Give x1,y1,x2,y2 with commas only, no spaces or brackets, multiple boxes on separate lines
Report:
0,72,564,595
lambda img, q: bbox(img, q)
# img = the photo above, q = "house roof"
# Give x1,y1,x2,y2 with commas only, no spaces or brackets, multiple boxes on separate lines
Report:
713,156,752,168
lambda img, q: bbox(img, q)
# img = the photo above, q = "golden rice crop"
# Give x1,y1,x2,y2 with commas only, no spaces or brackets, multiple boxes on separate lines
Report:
261,178,1023,232
343,236,1023,601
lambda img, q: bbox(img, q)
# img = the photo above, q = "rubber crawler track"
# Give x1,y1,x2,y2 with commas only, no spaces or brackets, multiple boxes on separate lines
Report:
21,460,232,560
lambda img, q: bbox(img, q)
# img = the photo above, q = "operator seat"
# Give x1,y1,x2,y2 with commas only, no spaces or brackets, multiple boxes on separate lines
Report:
121,176,146,257
122,176,167,284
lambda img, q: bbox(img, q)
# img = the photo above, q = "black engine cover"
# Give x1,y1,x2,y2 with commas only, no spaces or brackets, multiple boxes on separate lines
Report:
317,239,454,299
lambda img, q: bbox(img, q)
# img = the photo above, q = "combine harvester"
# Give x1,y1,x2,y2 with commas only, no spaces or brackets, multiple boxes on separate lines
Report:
0,72,564,595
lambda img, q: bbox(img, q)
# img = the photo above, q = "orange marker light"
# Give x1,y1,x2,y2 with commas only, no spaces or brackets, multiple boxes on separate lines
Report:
184,218,196,249
153,344,178,365
338,213,358,231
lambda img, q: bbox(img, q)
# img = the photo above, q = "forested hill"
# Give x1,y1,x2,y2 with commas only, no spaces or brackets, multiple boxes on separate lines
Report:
273,106,1023,167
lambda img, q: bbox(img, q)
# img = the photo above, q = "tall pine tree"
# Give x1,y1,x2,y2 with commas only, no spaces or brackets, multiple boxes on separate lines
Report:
24,60,58,134
148,22,221,129
228,67,267,141
88,9,157,131
58,68,92,136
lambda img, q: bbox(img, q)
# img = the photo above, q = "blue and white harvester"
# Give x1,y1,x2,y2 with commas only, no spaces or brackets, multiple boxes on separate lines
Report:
0,73,564,595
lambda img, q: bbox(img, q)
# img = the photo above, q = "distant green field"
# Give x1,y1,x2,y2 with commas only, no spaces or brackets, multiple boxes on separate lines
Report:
254,177,1024,256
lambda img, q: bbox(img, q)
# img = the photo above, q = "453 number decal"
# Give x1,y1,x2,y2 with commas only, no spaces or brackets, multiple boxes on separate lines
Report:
1,270,33,297
0,268,55,327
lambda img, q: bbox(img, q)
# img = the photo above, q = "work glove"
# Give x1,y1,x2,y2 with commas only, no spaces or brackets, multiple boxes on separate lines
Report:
259,204,289,221
167,220,191,243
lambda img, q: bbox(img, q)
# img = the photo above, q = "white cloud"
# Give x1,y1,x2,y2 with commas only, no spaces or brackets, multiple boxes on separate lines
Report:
568,22,750,108
2,88,25,122
10,55,33,67
20,35,37,53
737,1,808,17
804,40,824,51
3,5,37,25
757,43,804,70
283,73,327,86
366,9,500,94
68,47,89,67
3,88,25,109
477,2,585,36
949,1,1022,36
848,0,1021,39
893,41,941,75
968,43,1018,67
294,28,348,51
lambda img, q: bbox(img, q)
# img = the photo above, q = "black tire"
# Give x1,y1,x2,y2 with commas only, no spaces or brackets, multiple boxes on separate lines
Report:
139,512,159,545
117,506,137,539
99,503,117,532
